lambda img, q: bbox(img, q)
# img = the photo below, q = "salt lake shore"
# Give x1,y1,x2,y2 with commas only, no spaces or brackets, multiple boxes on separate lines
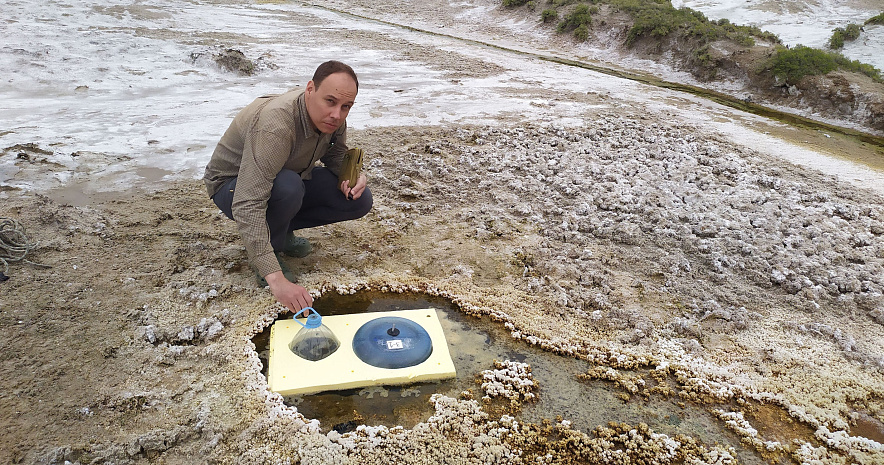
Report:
1,0,884,464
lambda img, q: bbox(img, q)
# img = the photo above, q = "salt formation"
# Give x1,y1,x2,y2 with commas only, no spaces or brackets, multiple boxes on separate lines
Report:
65,118,880,463
479,360,538,405
713,409,785,455
262,118,881,462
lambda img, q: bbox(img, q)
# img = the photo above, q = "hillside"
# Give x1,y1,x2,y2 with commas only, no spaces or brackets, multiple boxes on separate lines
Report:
503,0,884,135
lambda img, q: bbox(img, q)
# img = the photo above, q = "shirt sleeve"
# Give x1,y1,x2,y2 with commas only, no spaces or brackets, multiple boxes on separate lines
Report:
231,109,293,278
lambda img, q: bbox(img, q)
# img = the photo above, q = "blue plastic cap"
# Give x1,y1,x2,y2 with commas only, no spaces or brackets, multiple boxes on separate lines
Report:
294,307,323,329
304,312,322,328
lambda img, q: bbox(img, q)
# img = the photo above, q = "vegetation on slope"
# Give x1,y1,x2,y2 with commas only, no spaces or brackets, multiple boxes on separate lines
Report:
501,0,883,85
865,12,884,26
828,23,861,50
763,45,880,85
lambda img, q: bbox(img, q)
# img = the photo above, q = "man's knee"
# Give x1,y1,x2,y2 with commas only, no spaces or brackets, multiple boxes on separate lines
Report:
271,169,305,203
353,187,373,219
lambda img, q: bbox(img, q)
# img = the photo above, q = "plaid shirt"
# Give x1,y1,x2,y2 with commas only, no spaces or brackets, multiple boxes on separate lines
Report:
204,89,347,277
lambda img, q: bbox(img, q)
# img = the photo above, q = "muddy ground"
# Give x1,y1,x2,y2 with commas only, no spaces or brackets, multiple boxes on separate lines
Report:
2,1,884,464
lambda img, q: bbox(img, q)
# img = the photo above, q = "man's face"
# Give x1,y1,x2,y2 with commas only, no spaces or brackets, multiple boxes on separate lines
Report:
304,72,357,134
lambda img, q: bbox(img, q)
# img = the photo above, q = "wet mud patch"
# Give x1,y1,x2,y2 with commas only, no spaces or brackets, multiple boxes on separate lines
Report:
188,47,279,76
850,410,884,444
250,290,836,464
743,402,819,449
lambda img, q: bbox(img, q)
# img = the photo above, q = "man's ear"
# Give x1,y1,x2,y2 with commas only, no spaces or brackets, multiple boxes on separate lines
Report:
306,80,315,95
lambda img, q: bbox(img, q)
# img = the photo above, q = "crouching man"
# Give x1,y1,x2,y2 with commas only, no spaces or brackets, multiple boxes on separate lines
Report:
203,60,372,312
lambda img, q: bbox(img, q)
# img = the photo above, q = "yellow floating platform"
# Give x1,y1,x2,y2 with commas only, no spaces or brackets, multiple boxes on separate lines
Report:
267,308,457,396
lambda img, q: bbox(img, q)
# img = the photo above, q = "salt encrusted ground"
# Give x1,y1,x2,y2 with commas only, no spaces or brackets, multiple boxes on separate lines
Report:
1,0,884,464
3,119,882,463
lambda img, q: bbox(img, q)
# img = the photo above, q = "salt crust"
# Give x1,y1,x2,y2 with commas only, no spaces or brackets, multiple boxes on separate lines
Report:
33,119,881,463
227,120,883,462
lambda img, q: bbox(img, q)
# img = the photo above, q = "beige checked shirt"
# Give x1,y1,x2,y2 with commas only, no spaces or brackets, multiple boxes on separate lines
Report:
204,89,347,278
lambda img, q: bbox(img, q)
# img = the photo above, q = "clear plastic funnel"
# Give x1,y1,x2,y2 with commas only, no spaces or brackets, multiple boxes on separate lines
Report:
288,307,340,361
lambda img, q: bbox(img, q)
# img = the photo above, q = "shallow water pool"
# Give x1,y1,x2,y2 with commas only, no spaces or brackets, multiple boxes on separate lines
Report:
250,291,846,463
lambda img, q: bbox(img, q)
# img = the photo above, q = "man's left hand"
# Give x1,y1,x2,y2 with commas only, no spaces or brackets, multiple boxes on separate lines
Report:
340,173,367,200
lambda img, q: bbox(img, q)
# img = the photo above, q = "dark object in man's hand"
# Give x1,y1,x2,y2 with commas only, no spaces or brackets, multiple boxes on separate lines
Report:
339,147,364,189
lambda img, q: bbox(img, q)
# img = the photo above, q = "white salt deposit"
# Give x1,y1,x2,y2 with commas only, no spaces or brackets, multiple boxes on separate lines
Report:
2,0,882,198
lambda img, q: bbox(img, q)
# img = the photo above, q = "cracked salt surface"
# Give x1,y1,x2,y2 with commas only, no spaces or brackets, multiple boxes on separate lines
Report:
2,0,883,199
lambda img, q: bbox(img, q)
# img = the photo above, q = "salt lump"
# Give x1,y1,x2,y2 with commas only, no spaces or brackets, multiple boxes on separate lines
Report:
479,360,538,405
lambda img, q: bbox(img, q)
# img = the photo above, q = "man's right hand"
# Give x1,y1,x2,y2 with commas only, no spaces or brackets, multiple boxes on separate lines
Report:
265,271,313,313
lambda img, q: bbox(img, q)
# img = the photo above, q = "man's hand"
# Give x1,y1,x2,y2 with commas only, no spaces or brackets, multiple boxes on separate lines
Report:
340,172,367,200
265,271,313,313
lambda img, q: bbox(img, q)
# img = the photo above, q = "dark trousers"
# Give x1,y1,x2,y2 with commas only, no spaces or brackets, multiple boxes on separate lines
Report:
212,167,373,252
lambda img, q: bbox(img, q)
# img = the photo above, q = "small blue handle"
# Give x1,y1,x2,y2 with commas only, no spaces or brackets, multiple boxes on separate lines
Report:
293,307,322,329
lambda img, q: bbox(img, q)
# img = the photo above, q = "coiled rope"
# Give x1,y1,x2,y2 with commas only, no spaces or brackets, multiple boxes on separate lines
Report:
0,217,42,276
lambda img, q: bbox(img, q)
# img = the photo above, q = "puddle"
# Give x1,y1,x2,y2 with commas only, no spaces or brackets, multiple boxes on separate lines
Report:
851,411,884,444
744,402,818,447
252,291,816,464
45,166,175,207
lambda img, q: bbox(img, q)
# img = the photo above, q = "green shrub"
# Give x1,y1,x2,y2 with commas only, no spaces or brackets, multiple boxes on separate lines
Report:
503,0,530,7
744,25,781,44
534,0,781,57
837,57,882,82
766,46,838,83
692,44,716,75
829,24,862,49
574,24,590,41
626,7,705,44
732,33,755,47
527,1,537,10
609,0,670,13
765,45,882,84
829,29,846,49
557,4,593,34
845,23,861,40
610,0,778,47
866,12,884,25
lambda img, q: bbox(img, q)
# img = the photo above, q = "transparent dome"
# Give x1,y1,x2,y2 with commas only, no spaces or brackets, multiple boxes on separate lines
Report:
352,316,433,369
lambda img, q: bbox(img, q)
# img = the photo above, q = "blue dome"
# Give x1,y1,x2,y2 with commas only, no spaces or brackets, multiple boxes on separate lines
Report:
352,316,433,369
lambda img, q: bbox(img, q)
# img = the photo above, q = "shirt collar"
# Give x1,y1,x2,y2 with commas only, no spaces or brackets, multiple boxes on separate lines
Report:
296,90,318,140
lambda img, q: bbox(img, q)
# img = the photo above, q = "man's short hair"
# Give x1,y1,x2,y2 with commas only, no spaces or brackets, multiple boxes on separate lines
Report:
313,60,359,90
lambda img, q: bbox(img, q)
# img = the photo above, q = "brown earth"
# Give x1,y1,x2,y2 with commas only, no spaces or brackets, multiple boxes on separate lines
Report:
2,1,884,464
4,118,884,463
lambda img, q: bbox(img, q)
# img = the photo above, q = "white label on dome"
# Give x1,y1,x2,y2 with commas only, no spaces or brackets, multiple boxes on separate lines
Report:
386,339,404,350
